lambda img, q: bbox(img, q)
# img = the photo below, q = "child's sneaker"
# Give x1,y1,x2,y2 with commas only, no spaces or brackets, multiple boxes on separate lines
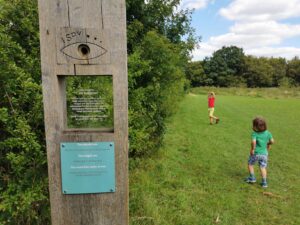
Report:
261,182,268,188
245,177,256,183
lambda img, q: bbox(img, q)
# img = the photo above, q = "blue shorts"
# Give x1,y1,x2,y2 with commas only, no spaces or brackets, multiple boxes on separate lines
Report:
248,154,268,168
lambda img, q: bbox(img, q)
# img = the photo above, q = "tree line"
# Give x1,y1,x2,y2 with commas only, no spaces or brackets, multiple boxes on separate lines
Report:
186,46,300,88
0,0,196,224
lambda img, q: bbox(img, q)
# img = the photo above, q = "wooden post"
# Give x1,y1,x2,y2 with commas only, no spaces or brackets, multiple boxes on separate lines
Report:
38,0,128,224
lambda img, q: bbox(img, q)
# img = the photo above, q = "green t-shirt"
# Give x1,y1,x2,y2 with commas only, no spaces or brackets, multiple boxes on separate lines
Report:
251,130,273,155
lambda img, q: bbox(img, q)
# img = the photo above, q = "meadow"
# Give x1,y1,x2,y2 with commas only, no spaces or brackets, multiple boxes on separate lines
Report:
129,89,300,225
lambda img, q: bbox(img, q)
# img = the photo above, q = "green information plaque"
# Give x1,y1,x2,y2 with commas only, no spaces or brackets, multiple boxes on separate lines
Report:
60,142,115,194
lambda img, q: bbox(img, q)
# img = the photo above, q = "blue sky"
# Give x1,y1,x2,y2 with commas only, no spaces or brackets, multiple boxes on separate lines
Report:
179,0,300,60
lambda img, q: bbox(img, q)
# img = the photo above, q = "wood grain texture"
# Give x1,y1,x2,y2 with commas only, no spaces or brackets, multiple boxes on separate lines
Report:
38,0,128,224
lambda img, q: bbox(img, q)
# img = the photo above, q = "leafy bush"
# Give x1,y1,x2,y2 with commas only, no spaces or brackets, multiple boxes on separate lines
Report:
0,1,50,224
128,31,187,157
0,0,196,223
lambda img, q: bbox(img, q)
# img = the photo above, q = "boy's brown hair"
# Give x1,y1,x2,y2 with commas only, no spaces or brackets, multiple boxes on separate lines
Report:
252,117,267,132
208,92,215,97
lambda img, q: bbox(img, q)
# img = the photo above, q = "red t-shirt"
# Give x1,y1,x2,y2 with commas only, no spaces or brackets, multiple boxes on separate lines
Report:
208,97,215,108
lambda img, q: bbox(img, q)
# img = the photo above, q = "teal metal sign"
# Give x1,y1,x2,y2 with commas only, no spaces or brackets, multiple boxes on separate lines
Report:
60,142,115,194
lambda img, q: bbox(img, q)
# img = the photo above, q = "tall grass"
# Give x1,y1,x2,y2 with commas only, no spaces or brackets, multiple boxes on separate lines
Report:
129,89,300,225
191,87,300,99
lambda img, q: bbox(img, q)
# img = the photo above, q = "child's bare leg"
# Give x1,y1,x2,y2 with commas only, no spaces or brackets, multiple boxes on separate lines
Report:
260,167,268,187
212,115,219,123
248,164,255,175
260,167,267,179
209,117,213,124
245,163,256,182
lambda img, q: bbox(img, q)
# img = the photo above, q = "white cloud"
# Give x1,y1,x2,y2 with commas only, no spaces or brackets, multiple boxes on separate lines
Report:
230,21,300,38
192,0,300,60
192,43,218,60
192,43,300,61
246,47,300,59
219,0,300,21
206,21,300,48
209,33,281,48
179,0,214,10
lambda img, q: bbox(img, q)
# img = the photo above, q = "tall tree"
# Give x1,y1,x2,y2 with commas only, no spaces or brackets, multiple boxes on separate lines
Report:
203,46,246,87
287,57,300,85
186,61,212,87
243,56,274,87
126,0,198,55
269,57,287,86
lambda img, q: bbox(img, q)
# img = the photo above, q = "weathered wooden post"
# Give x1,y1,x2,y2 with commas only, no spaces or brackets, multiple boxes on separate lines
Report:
38,0,128,224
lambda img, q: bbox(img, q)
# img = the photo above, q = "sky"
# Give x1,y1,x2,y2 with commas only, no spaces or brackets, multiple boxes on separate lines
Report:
179,0,300,61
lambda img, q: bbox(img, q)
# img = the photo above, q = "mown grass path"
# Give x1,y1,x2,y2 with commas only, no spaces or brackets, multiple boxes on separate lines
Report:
130,94,300,225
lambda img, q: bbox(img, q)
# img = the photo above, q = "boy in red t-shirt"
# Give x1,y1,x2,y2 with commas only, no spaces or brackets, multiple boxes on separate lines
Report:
208,92,219,125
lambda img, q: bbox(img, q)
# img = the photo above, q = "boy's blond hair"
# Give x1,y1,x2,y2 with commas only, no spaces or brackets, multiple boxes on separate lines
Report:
209,91,215,97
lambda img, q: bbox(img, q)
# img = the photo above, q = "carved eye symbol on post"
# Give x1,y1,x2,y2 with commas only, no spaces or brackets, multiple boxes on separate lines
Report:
60,42,107,60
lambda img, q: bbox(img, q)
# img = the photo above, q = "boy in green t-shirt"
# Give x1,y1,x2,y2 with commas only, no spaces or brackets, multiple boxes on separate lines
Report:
245,117,274,188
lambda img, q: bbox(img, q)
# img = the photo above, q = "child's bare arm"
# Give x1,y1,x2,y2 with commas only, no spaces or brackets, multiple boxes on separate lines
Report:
268,138,275,145
250,140,256,155
267,138,274,151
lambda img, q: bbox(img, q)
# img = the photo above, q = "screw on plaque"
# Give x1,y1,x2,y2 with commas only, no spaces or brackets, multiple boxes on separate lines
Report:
62,144,65,148
110,189,114,192
64,190,67,194
110,143,113,147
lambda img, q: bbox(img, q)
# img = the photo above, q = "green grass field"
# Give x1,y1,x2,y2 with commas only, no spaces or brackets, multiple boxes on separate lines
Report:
129,91,300,225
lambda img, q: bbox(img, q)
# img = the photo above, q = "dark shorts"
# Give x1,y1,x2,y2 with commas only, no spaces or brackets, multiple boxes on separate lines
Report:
248,154,268,168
